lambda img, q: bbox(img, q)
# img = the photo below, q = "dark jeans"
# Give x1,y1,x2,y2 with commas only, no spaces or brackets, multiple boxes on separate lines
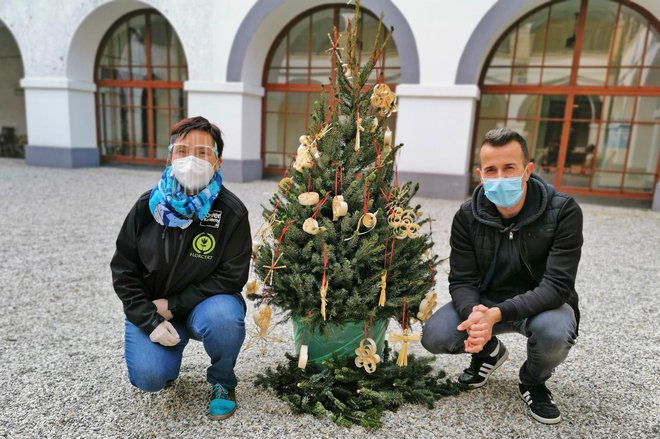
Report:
421,300,577,385
124,294,246,392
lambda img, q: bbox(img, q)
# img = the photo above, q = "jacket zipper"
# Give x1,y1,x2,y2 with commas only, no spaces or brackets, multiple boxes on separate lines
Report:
162,227,170,264
163,227,190,294
518,233,540,283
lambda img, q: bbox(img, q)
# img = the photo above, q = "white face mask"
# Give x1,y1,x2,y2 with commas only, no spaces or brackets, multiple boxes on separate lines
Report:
171,155,216,191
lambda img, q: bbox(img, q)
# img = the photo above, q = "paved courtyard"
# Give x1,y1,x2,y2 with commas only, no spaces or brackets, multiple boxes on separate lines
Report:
0,158,658,438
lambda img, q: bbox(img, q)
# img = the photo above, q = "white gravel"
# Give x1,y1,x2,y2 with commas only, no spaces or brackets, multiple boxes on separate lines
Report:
0,157,658,438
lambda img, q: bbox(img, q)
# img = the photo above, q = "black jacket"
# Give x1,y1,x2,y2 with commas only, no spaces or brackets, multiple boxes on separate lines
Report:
111,186,251,335
448,174,582,333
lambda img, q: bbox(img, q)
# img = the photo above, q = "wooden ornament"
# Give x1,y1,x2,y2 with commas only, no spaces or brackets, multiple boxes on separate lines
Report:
388,207,421,240
396,210,422,240
383,126,393,155
303,217,326,235
361,212,377,229
299,135,319,158
262,251,286,285
354,338,381,373
242,302,285,354
245,278,259,298
370,84,398,116
332,195,348,221
389,328,421,367
253,304,272,337
298,191,320,206
417,291,437,322
387,206,404,228
355,113,364,152
279,177,293,193
251,241,260,260
369,116,378,133
378,271,387,307
298,344,309,369
293,145,314,172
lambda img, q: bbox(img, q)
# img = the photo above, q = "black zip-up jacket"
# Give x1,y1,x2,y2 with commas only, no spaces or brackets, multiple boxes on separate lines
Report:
111,186,251,335
448,174,582,334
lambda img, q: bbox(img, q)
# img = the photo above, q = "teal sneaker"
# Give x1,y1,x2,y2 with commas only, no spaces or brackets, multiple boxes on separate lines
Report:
208,383,237,420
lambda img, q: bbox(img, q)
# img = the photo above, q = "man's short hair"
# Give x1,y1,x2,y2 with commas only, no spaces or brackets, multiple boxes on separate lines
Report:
169,116,224,156
481,128,529,164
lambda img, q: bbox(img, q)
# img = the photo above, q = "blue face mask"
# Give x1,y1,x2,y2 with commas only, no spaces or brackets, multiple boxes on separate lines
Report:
482,173,526,208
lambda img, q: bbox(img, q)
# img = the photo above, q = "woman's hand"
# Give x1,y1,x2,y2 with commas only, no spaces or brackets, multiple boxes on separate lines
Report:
152,299,173,320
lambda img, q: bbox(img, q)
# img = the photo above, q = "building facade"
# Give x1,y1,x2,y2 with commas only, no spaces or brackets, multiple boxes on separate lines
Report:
1,0,658,205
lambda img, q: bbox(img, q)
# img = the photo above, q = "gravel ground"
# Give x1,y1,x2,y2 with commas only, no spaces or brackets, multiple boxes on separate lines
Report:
0,157,658,438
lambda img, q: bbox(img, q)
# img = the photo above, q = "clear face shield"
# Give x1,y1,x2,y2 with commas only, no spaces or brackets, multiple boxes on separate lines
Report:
166,141,220,194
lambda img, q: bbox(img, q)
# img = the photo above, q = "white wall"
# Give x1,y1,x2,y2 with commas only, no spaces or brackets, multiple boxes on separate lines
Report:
0,0,657,191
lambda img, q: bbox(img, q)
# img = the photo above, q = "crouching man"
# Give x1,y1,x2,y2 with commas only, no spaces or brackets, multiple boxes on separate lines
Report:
111,116,251,420
422,128,582,424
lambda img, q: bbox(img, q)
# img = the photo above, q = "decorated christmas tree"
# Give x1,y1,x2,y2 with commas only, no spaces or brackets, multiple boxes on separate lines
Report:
246,1,462,426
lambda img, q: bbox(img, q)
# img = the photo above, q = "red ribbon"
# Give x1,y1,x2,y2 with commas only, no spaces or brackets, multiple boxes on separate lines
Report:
379,187,395,216
274,219,296,258
312,191,331,219
321,244,328,285
401,296,407,329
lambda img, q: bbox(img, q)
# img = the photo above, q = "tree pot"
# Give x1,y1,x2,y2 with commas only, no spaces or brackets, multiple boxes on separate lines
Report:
291,316,388,366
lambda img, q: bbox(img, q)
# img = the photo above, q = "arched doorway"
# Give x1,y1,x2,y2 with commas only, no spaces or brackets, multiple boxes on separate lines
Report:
0,20,26,158
95,10,187,165
471,0,660,200
261,5,400,175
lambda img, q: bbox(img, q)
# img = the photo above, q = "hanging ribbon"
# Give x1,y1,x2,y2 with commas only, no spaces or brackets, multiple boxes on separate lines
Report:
312,191,331,219
379,187,395,216
363,315,374,340
374,140,382,170
401,296,407,330
320,244,329,320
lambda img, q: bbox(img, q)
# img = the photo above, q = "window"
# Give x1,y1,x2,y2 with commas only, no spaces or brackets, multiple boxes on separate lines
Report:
474,0,660,198
262,5,400,174
95,10,187,164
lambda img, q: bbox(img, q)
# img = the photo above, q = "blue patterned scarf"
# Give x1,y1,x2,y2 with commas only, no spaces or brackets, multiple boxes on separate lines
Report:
149,166,223,229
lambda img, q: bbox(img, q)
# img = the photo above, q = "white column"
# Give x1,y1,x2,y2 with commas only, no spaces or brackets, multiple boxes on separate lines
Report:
394,84,480,199
184,81,264,182
20,77,98,167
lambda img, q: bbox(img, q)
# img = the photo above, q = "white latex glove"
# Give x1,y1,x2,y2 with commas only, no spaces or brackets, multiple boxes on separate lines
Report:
152,299,173,320
149,320,180,347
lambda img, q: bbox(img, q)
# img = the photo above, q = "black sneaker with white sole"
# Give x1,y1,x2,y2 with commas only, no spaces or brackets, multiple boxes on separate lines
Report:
518,383,561,424
458,339,509,388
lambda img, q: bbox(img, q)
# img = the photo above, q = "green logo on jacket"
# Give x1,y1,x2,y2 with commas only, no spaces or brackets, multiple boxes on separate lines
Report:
192,232,216,255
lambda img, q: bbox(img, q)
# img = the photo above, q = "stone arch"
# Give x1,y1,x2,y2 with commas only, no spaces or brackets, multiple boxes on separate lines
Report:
0,17,27,157
226,0,420,84
456,0,546,85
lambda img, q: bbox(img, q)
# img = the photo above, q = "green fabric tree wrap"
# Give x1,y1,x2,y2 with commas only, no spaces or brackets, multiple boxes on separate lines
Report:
292,317,388,365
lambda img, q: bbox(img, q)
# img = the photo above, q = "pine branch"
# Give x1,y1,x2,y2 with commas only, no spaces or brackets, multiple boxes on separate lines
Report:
254,343,466,428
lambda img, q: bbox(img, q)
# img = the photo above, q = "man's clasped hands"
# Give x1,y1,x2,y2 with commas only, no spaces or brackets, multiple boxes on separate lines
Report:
457,305,503,353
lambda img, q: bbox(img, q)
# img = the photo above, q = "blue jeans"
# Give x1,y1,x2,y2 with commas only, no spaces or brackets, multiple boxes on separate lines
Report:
124,293,246,392
421,300,577,386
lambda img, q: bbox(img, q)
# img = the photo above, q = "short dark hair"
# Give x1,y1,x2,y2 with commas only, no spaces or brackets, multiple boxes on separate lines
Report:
481,128,529,163
170,116,224,156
